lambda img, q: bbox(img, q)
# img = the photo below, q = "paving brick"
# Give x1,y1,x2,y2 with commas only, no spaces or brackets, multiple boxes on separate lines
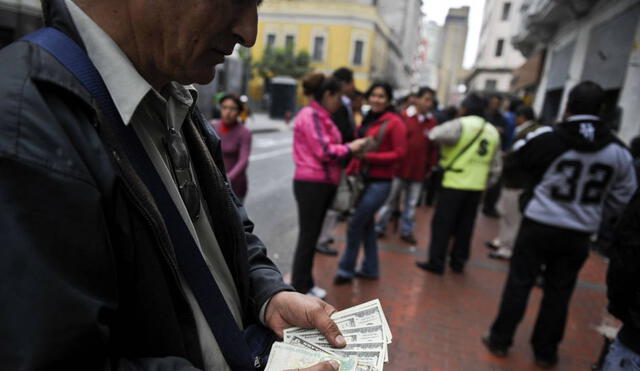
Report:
312,205,614,370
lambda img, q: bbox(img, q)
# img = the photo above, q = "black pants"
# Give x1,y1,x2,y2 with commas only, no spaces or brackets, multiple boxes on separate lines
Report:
489,218,590,359
291,180,336,293
427,187,482,271
482,176,502,214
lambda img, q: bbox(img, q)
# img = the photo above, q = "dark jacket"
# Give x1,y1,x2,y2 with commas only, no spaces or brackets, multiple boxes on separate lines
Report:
0,0,290,369
607,190,640,355
331,103,355,144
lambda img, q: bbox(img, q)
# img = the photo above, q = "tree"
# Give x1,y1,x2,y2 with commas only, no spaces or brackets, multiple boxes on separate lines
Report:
253,46,312,80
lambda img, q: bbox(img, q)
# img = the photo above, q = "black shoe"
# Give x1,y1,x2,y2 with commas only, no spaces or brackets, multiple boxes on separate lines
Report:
316,243,338,256
483,209,500,218
355,270,379,280
415,261,444,275
534,354,558,369
482,335,508,358
449,264,464,274
376,230,385,239
333,275,353,285
400,234,417,244
485,241,499,250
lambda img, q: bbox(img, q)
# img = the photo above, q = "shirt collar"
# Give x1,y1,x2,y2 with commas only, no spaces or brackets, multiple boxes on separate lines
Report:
66,0,197,126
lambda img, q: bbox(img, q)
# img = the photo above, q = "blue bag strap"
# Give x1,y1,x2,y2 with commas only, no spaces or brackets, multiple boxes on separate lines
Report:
21,27,256,370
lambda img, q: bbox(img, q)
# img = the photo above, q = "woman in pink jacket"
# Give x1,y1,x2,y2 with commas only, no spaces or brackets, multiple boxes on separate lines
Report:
291,73,368,298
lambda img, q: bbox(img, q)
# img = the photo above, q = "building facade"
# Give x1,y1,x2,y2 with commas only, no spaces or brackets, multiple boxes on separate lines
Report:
0,0,41,47
436,6,469,106
248,0,403,103
414,19,442,90
513,0,640,142
466,0,526,93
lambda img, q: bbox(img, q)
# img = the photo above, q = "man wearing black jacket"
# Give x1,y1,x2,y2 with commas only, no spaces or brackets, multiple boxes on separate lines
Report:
0,0,344,370
603,190,640,369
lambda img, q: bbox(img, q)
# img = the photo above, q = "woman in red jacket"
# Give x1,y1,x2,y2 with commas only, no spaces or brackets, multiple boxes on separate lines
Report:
335,82,407,284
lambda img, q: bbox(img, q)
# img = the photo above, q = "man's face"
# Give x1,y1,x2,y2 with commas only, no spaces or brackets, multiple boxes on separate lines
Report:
489,97,501,112
415,92,434,115
342,81,355,97
134,0,259,85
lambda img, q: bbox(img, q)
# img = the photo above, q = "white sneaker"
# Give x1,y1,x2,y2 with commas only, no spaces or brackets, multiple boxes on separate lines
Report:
306,286,327,300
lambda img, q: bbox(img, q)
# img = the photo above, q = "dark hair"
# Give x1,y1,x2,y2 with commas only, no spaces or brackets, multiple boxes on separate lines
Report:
515,105,535,121
444,106,458,120
508,98,523,112
417,86,435,98
220,94,243,112
332,67,354,84
461,93,487,117
353,89,364,97
489,94,503,101
365,81,394,103
567,81,605,116
302,73,342,102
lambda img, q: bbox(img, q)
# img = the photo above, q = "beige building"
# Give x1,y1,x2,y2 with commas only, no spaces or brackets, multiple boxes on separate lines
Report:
437,6,470,106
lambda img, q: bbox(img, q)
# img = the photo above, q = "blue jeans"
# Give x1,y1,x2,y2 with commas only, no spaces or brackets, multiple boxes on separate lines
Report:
338,181,392,278
603,337,640,371
375,178,422,236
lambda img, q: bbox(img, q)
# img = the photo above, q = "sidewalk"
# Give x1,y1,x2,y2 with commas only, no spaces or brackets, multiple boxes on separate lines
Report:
313,205,614,370
245,112,290,134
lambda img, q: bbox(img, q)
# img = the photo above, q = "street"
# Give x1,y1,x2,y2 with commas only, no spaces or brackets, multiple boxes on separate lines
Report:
243,127,297,275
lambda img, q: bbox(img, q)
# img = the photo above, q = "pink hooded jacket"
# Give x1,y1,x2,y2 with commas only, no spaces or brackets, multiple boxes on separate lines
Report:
293,101,350,185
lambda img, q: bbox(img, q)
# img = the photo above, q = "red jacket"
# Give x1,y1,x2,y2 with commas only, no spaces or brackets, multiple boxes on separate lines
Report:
348,110,407,180
395,111,439,181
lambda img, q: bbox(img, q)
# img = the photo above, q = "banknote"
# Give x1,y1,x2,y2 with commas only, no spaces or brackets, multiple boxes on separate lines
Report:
264,342,357,371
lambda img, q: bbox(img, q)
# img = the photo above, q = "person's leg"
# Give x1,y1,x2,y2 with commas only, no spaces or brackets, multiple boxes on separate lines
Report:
530,231,590,360
400,180,423,238
488,219,545,350
375,178,402,235
318,209,338,245
338,181,391,278
422,188,462,272
291,181,336,293
490,188,523,259
482,177,502,217
358,181,392,277
450,191,482,271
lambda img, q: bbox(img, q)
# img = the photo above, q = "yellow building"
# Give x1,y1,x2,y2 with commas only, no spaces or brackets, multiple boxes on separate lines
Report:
249,0,398,104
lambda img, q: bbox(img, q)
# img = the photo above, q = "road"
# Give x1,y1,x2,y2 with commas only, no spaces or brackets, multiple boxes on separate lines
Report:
243,128,298,275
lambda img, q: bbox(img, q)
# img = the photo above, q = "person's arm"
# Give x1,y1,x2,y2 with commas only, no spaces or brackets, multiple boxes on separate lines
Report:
300,111,350,163
227,129,252,181
603,150,638,223
487,147,503,188
363,120,407,164
0,158,198,371
428,119,462,146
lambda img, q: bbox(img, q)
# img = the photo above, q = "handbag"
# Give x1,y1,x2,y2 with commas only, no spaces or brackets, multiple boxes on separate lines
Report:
432,119,488,187
331,120,389,212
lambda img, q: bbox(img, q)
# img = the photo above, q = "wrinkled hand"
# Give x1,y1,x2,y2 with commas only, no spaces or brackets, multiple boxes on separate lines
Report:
265,291,346,348
284,360,340,371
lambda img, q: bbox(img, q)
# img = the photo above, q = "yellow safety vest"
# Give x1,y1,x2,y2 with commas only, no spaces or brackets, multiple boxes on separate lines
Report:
440,115,500,191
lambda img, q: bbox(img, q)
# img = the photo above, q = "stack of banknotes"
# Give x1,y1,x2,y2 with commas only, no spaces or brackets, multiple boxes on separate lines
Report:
265,299,392,371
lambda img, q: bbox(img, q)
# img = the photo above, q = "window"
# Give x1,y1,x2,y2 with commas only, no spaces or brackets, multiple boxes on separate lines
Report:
502,2,512,21
352,40,364,66
495,39,504,57
312,36,325,61
285,34,295,50
266,34,276,50
485,79,497,91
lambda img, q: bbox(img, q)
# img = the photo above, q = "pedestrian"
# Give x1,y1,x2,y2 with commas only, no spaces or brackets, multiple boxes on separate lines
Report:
291,73,369,298
486,105,542,260
0,1,347,370
334,82,407,284
352,89,365,129
376,86,439,244
315,67,358,256
602,190,640,371
211,94,252,202
483,81,637,368
482,94,510,218
415,93,501,275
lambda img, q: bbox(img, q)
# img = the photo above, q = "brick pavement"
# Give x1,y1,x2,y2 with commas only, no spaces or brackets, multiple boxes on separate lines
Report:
311,205,615,370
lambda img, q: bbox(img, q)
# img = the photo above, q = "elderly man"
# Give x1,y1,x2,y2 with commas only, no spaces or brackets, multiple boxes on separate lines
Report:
0,0,344,370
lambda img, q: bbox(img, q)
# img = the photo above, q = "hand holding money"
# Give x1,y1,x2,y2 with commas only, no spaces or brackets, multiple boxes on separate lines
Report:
267,299,393,371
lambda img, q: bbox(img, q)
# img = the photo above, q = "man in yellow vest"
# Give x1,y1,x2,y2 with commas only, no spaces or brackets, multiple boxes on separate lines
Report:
416,93,502,274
